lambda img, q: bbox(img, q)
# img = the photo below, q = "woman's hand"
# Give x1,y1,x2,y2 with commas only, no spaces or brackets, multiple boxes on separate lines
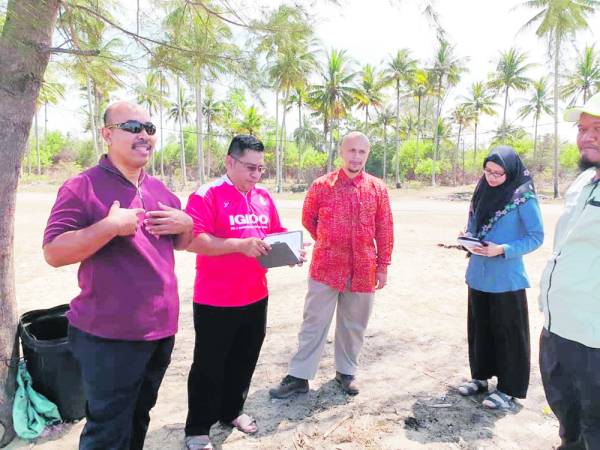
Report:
471,242,504,257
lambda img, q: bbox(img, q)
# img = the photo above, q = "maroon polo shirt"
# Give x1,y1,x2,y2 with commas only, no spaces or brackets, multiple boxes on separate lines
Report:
43,155,181,340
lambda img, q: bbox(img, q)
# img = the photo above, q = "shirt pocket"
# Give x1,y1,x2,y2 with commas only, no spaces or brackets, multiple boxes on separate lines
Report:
359,200,377,236
580,197,600,226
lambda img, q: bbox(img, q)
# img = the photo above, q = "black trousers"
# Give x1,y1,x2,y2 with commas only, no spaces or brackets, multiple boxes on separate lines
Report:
185,298,268,436
467,288,530,398
68,326,174,450
540,329,600,450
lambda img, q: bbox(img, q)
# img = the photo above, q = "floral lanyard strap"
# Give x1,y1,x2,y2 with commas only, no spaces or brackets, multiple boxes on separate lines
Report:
476,169,536,240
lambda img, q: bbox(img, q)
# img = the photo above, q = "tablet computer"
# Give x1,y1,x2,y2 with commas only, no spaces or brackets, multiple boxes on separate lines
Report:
457,236,487,252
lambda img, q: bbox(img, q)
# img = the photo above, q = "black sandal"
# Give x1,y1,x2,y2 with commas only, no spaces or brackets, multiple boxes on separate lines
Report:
458,379,488,396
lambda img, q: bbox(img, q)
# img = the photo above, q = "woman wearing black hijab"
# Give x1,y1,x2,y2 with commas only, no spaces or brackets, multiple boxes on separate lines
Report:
458,146,544,410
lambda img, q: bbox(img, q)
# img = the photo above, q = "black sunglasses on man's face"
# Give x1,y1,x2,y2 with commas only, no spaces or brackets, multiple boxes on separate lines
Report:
106,120,157,136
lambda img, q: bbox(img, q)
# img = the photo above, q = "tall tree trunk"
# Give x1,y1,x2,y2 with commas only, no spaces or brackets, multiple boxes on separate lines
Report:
297,102,302,184
473,119,479,165
553,37,560,199
206,115,212,180
94,88,103,154
44,102,48,140
35,110,40,175
431,80,443,187
177,77,187,186
85,76,100,158
277,89,289,193
147,106,155,175
461,138,466,185
328,121,334,172
195,77,205,184
274,90,280,188
395,81,400,187
502,85,509,132
533,115,539,170
0,0,60,444
454,123,462,186
159,77,165,178
383,122,388,182
414,96,422,177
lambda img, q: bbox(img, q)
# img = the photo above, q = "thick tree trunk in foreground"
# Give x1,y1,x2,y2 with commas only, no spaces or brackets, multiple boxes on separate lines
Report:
0,0,60,445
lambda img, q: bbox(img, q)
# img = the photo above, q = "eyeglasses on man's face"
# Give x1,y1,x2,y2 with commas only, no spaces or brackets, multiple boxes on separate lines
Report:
483,168,506,179
106,120,157,136
230,154,266,174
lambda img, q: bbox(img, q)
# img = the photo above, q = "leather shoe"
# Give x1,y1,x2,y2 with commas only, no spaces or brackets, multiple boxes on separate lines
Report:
335,371,359,395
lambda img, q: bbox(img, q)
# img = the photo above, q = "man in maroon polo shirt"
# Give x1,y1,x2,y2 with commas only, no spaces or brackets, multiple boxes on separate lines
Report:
43,101,192,450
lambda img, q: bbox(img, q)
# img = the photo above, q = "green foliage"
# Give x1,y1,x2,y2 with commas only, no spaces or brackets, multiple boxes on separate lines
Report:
560,143,580,169
503,136,534,159
394,139,433,177
301,147,328,169
414,158,450,179
75,140,96,168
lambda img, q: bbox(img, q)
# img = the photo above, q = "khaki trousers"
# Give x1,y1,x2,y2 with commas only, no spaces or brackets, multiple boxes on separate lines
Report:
288,278,374,379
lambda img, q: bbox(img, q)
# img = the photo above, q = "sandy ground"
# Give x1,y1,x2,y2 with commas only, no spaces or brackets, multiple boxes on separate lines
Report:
7,184,566,450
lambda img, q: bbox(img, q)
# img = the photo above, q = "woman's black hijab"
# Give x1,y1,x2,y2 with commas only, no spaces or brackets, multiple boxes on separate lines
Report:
470,146,534,235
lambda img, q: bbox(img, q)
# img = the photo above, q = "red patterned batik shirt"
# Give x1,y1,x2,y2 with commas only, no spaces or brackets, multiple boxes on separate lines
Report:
302,169,394,293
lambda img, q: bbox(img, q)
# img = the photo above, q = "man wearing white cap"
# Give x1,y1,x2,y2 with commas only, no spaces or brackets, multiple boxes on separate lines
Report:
539,92,600,450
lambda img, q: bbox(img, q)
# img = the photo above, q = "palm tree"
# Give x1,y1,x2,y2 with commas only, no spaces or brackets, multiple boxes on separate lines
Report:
236,106,263,137
134,73,163,174
385,49,417,187
293,118,320,183
255,5,316,192
310,49,357,171
461,81,497,164
168,78,194,186
202,86,223,179
488,47,534,133
61,5,124,157
288,86,311,182
148,69,170,178
562,44,600,105
408,69,433,177
521,0,600,198
35,78,65,175
518,77,553,166
268,42,317,191
396,113,418,178
354,64,387,130
429,39,467,186
162,3,235,185
219,88,246,138
450,104,475,184
375,106,396,182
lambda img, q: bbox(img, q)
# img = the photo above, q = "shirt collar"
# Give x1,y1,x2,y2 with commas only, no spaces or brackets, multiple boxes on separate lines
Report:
333,168,365,187
99,154,146,186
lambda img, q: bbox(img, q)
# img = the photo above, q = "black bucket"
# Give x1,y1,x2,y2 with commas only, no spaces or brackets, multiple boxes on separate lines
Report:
19,304,85,421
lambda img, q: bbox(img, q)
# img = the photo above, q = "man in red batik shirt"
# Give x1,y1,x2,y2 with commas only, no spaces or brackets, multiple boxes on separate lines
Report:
270,131,394,398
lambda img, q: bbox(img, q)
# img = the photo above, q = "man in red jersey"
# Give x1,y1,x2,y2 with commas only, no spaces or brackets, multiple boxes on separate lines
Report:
184,135,304,450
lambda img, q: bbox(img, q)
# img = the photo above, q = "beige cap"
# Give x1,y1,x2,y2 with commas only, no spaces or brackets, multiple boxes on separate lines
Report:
564,92,600,122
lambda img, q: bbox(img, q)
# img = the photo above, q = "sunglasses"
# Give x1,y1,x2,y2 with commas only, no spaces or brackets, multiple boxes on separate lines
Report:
230,154,266,174
106,120,157,136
